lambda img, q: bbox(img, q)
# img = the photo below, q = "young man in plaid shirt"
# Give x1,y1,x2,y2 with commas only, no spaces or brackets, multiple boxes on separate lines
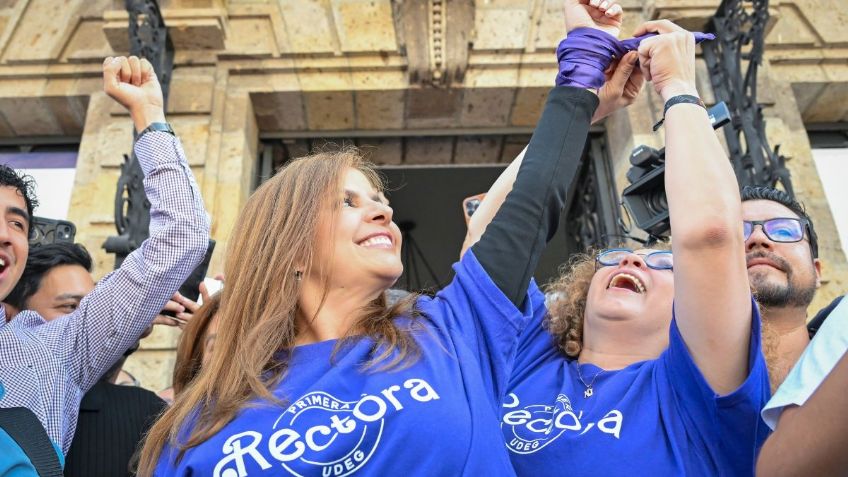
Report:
0,55,209,471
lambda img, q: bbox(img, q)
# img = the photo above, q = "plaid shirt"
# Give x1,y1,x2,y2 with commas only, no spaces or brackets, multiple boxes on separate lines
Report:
0,131,210,454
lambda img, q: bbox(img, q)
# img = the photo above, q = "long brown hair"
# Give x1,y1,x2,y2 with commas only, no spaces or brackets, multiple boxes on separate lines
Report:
138,149,419,475
171,293,221,396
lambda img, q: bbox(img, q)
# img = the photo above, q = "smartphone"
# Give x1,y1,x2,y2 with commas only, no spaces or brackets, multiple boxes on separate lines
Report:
462,193,486,224
30,217,76,247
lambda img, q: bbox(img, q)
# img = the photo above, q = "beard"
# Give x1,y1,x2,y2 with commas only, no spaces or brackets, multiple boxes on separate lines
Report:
747,251,816,308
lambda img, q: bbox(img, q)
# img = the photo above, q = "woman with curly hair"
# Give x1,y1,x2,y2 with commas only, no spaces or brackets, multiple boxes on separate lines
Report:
470,19,771,477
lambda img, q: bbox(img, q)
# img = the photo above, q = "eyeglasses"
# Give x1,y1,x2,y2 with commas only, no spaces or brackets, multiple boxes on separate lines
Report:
743,218,808,244
596,248,673,270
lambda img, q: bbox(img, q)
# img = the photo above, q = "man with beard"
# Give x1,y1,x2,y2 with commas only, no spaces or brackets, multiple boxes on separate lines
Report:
741,189,848,467
741,186,831,388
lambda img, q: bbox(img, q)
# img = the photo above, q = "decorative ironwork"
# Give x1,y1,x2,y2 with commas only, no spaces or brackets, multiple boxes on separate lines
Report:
565,136,620,252
126,0,174,104
702,0,793,195
103,0,174,267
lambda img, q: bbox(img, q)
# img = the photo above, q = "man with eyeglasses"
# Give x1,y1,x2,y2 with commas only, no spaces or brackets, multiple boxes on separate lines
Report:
741,186,848,432
740,186,830,389
738,187,848,475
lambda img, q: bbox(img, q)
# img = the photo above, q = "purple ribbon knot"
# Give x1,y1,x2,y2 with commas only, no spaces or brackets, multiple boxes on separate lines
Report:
556,28,715,90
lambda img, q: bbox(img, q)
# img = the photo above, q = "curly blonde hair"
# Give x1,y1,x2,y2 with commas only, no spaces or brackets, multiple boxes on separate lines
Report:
545,252,597,358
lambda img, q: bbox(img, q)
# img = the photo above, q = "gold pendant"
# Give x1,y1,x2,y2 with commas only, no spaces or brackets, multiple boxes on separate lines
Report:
584,388,593,398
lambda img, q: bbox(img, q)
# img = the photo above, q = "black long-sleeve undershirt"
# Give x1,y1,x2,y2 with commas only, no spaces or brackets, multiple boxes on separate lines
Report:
471,87,598,308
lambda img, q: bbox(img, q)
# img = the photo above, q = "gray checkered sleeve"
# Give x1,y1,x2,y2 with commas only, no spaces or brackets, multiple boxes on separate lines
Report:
35,131,210,393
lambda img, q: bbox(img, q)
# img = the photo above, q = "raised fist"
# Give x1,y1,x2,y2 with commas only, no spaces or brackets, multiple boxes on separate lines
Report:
564,0,623,37
634,20,698,100
102,56,166,132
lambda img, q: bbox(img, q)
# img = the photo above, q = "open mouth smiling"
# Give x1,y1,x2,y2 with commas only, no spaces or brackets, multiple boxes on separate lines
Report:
357,233,393,249
607,272,646,294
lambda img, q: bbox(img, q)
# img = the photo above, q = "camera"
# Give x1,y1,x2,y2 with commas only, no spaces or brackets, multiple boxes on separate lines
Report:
622,101,732,238
30,217,76,247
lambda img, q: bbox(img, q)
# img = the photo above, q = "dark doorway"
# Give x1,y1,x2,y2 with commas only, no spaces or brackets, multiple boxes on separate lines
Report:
381,135,618,292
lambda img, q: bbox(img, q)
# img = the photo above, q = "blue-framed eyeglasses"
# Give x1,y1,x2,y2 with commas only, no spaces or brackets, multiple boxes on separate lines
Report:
743,218,808,244
596,248,674,270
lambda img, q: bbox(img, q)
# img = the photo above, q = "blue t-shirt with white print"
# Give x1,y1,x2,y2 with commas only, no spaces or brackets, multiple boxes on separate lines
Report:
501,283,771,477
156,250,532,476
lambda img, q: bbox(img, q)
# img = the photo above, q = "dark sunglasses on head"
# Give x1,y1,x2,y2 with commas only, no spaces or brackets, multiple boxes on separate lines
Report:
596,248,674,271
743,218,808,243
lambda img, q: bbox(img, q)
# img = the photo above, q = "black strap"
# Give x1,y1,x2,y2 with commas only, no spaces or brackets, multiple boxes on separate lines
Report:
653,94,706,131
0,407,63,476
808,295,845,339
136,121,175,139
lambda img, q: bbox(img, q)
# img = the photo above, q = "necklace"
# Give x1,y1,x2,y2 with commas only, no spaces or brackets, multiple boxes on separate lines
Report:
575,363,604,398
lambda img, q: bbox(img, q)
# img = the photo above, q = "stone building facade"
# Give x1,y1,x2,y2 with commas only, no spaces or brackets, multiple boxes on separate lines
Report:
0,0,844,390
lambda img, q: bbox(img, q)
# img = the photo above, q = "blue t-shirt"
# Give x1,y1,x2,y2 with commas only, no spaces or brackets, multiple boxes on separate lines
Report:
501,284,771,477
156,250,533,476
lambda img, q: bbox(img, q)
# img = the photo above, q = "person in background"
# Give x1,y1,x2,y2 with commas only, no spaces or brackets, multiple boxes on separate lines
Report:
806,295,844,338
4,243,95,320
160,291,221,404
756,346,848,476
4,242,169,476
756,286,848,475
4,241,197,388
64,346,166,477
740,186,829,390
0,54,209,472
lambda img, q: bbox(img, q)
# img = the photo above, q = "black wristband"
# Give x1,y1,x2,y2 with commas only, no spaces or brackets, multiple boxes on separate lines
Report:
653,95,706,131
136,122,175,139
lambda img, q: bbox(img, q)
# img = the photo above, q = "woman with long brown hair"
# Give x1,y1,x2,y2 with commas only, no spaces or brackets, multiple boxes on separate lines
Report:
138,2,632,474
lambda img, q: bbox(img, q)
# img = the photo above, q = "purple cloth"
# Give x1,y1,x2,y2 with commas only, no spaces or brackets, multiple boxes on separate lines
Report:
556,28,716,89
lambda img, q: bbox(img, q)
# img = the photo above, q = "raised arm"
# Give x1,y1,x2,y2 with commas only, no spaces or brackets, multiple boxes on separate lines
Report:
470,93,597,309
461,47,642,258
468,0,652,307
38,56,210,391
638,21,751,394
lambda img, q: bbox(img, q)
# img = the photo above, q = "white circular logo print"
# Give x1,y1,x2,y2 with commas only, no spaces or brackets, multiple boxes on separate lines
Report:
212,378,441,477
501,392,624,455
502,393,574,454
271,391,384,476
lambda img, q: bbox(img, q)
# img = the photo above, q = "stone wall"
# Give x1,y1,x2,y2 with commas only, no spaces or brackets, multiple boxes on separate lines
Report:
0,0,844,391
